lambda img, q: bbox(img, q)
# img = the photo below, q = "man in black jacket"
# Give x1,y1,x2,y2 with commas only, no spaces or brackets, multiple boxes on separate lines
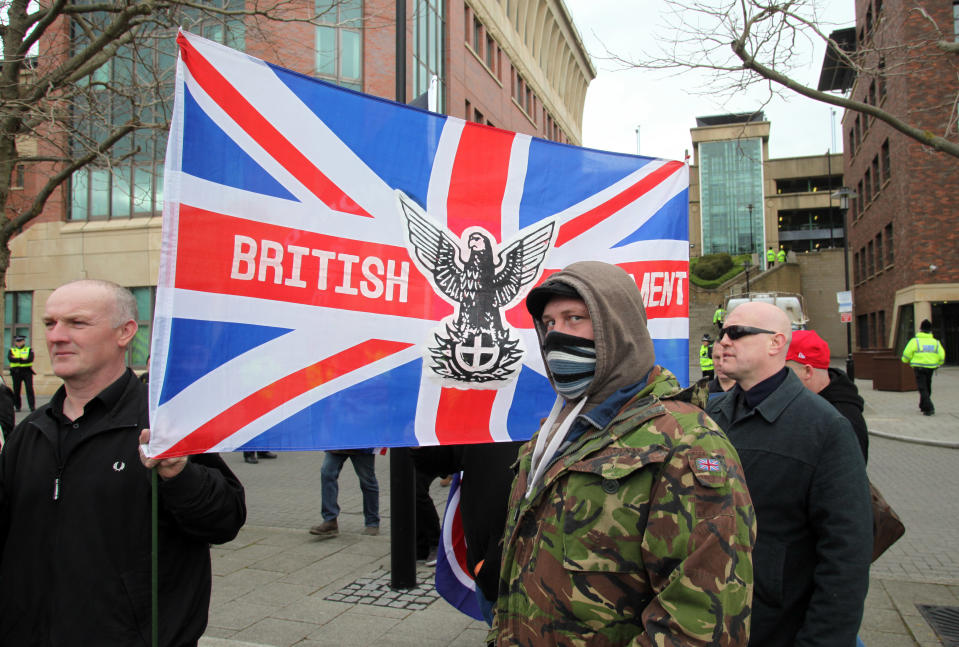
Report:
0,279,246,646
786,329,868,462
707,302,872,647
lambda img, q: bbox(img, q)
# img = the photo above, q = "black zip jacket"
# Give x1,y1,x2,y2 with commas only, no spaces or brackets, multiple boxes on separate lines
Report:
0,370,246,646
818,367,869,462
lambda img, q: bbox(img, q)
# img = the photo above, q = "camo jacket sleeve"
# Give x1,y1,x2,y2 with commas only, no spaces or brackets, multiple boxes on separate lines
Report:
493,395,755,647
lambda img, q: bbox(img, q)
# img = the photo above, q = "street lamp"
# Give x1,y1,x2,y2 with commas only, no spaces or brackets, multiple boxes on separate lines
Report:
747,203,755,262
831,186,858,380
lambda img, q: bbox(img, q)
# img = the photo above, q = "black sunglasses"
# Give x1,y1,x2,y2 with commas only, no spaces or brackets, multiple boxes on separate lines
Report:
719,325,777,340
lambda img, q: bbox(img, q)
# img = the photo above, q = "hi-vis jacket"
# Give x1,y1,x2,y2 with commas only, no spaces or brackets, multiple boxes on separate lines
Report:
901,331,945,369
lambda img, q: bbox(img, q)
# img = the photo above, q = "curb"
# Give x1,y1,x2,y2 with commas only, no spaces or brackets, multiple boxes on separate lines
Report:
868,429,959,449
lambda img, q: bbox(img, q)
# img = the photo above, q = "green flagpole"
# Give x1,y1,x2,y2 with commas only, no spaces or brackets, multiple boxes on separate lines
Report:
152,467,159,647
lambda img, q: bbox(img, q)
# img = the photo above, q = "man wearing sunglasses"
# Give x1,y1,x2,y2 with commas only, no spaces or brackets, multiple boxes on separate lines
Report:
493,261,755,647
707,302,872,647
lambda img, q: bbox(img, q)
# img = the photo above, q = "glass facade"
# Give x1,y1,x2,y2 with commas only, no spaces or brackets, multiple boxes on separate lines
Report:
128,286,155,368
3,291,32,368
699,138,765,257
777,207,845,251
413,0,446,112
69,1,245,221
316,0,363,91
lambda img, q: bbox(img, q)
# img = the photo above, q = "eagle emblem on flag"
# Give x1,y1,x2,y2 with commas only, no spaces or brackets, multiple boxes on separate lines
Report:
398,191,554,386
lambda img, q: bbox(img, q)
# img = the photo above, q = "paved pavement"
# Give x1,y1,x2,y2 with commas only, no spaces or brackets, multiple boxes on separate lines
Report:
24,368,959,645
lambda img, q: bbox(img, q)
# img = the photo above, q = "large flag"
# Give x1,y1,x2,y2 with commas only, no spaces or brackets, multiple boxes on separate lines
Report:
147,31,690,458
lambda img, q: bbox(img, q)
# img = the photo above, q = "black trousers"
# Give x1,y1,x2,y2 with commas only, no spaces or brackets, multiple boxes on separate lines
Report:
10,367,34,411
415,469,441,559
913,367,935,414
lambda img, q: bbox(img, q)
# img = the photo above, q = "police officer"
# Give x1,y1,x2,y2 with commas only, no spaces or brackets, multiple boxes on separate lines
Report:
699,333,714,379
901,319,946,416
766,246,776,267
713,303,725,334
8,335,35,412
777,247,787,264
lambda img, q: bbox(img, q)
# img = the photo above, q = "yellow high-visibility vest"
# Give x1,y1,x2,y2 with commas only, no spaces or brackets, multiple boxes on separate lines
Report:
9,346,32,368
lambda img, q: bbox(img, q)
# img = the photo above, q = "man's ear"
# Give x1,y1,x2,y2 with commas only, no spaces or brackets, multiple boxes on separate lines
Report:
770,331,790,355
116,319,139,349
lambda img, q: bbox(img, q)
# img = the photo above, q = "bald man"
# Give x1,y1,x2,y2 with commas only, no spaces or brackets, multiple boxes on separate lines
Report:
706,302,872,647
0,280,246,646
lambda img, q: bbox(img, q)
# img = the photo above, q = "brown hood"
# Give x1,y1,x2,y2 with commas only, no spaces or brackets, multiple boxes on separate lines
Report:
530,261,655,412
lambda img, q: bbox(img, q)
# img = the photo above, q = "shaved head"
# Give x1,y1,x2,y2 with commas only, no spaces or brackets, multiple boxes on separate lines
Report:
718,301,792,390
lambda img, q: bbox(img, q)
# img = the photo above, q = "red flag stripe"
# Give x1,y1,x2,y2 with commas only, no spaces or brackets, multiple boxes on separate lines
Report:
445,122,514,239
177,33,372,218
156,339,412,458
434,388,499,444
433,122,516,444
554,160,684,247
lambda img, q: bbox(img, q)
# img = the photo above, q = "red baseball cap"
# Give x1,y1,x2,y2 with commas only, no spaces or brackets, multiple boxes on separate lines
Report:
786,330,830,369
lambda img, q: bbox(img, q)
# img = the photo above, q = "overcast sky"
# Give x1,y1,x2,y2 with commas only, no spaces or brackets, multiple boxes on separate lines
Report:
563,1,856,162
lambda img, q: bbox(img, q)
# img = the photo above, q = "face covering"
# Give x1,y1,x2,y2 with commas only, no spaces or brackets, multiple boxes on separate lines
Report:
543,331,596,400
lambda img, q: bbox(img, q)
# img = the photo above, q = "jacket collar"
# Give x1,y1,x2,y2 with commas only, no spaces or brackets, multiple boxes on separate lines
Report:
33,369,144,445
716,368,805,424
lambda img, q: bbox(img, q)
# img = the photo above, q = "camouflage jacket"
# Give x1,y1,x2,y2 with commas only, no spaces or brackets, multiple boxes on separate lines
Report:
493,368,755,646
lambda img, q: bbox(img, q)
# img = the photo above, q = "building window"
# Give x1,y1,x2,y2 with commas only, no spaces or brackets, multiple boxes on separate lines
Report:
473,107,484,124
881,139,890,181
486,33,495,70
876,231,883,272
878,57,887,99
413,0,445,111
848,127,856,157
872,156,880,195
127,286,155,369
854,251,861,283
316,0,363,91
856,179,864,217
11,164,24,189
864,168,872,203
858,246,866,282
867,240,874,276
878,310,886,348
70,2,244,221
869,312,877,348
473,16,483,53
3,291,32,368
857,313,869,349
885,222,893,265
854,115,862,149
868,80,876,107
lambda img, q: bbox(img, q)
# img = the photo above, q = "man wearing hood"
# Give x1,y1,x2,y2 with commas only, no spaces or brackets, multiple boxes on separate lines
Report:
493,261,755,646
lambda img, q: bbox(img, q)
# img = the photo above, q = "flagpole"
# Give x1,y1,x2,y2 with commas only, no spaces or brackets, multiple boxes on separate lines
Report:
390,0,417,591
151,467,159,647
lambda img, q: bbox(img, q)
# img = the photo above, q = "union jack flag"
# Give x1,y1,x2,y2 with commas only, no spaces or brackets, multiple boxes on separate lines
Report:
697,458,722,472
146,31,690,458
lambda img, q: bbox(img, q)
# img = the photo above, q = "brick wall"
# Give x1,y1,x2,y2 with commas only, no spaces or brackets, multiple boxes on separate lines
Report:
845,0,959,348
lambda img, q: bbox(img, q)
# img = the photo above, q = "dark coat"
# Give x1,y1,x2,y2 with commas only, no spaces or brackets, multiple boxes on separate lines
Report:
0,370,246,646
707,370,872,647
411,441,522,600
0,383,13,439
818,367,869,462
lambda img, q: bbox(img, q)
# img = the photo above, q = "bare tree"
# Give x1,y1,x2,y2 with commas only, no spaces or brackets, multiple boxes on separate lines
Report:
621,0,959,159
0,0,377,343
